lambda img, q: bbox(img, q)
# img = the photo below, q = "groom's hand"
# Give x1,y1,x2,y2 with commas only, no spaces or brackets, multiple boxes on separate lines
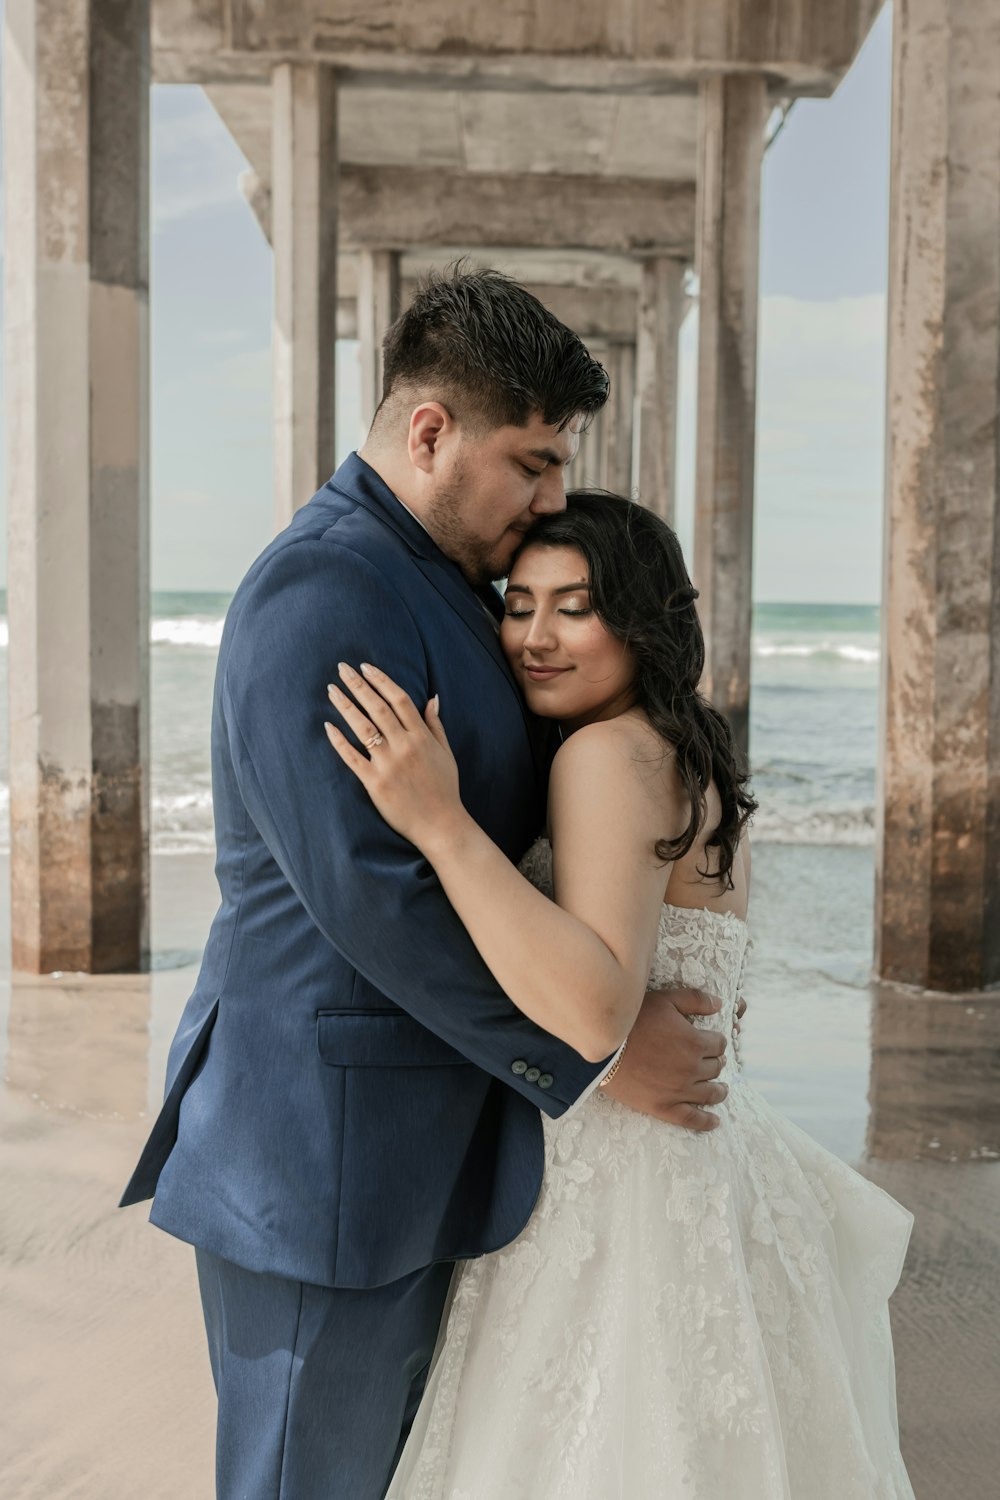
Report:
600,987,728,1131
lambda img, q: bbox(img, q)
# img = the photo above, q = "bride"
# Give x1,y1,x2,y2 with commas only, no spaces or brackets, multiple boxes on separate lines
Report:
325,490,915,1499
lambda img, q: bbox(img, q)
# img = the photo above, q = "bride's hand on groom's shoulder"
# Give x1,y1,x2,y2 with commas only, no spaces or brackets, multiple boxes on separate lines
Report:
601,987,729,1132
324,662,467,854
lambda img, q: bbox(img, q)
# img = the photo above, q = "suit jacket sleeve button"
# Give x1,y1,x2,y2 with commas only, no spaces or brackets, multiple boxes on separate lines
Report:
524,1066,541,1083
538,1073,553,1089
511,1059,528,1076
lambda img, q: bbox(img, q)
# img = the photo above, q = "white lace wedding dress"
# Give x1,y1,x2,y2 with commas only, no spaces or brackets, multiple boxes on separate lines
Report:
388,839,915,1499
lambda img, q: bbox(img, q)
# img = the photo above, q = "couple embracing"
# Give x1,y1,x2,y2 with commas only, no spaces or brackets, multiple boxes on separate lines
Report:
123,268,915,1498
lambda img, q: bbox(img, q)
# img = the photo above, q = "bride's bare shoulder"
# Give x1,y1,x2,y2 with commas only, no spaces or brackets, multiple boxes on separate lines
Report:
551,714,684,822
551,711,671,778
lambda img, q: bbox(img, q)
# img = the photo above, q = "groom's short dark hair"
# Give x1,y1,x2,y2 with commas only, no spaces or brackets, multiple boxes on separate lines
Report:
378,264,610,432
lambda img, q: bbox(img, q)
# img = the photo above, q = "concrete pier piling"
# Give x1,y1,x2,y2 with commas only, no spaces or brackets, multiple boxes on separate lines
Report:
3,0,150,973
693,74,767,756
272,63,339,528
358,249,402,431
876,0,1000,993
636,256,687,522
603,339,638,496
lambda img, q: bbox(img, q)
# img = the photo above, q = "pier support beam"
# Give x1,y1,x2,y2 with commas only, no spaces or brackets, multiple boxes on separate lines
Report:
877,0,1000,993
636,256,686,520
3,0,150,972
692,75,766,754
603,339,637,495
358,249,401,432
272,62,339,528
567,339,609,491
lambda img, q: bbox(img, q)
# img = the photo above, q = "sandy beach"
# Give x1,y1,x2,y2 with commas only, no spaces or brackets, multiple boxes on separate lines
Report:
2,845,999,1499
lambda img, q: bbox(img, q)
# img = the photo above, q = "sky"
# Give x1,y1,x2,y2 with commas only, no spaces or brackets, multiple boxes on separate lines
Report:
0,4,892,603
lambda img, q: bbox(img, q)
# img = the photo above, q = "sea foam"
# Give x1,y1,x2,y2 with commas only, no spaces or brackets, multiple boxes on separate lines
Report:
752,804,876,847
754,641,880,665
151,618,225,649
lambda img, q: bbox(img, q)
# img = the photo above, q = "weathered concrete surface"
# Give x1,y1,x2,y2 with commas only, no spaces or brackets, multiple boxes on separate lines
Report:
636,255,686,521
241,161,694,255
152,0,881,94
693,74,766,754
272,62,339,525
402,248,643,291
513,283,638,342
602,339,637,495
209,81,702,189
877,0,1000,993
3,0,150,973
566,339,610,492
339,167,695,255
239,156,701,256
358,248,401,428
406,249,641,291
243,249,642,303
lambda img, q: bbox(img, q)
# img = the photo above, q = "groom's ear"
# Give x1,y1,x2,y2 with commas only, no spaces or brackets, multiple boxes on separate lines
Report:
408,401,456,473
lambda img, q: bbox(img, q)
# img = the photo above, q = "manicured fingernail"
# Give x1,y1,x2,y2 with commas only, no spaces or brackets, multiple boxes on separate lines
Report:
338,662,356,679
431,694,440,713
360,662,377,676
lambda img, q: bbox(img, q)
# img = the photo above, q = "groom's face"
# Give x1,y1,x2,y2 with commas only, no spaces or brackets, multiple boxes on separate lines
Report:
425,413,582,585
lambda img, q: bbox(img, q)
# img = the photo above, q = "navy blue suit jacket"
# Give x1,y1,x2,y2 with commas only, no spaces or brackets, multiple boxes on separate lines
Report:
122,455,606,1288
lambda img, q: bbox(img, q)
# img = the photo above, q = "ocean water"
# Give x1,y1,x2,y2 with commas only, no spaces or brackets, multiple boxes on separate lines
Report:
0,595,881,855
750,603,880,847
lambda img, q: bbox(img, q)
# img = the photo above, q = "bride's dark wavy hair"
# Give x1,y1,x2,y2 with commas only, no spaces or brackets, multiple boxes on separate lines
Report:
518,490,757,889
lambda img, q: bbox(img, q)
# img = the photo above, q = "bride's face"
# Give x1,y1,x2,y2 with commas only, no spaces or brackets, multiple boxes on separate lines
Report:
500,543,636,728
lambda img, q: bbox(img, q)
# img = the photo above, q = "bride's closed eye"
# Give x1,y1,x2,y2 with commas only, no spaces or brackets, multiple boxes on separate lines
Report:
503,607,593,619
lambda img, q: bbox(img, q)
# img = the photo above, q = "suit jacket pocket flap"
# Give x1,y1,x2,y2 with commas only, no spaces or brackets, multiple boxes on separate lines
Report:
316,1010,470,1068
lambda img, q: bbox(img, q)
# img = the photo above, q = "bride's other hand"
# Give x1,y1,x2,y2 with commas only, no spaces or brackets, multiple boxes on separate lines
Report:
325,663,465,853
601,986,729,1131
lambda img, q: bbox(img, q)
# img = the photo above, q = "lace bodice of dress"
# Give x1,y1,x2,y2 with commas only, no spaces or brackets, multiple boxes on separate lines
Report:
518,836,751,1078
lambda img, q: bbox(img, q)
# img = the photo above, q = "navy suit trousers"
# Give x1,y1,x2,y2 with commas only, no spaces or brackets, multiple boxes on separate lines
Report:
196,1248,455,1499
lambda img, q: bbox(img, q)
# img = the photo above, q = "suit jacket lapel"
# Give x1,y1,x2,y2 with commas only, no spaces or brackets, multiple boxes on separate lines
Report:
324,454,547,782
413,554,531,725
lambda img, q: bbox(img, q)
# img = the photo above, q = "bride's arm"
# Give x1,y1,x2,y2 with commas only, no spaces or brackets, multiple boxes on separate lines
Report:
326,663,684,1062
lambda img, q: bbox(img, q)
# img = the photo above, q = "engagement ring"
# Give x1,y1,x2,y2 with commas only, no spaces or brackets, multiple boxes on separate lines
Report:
365,732,385,750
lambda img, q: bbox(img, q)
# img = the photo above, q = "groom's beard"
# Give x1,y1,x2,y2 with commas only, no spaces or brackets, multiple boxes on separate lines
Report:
423,463,520,587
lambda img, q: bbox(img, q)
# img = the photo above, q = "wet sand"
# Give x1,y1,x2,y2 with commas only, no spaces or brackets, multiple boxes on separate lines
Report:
2,846,999,1499
0,856,218,1500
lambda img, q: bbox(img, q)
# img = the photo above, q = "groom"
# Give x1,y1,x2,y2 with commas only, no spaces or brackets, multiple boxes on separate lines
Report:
122,267,731,1498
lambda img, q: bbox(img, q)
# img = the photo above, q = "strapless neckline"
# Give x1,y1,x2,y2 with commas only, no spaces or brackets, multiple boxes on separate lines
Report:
661,901,749,932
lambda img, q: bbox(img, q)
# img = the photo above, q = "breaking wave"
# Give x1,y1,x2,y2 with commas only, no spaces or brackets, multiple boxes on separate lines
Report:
752,804,875,847
754,641,880,665
151,618,225,649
